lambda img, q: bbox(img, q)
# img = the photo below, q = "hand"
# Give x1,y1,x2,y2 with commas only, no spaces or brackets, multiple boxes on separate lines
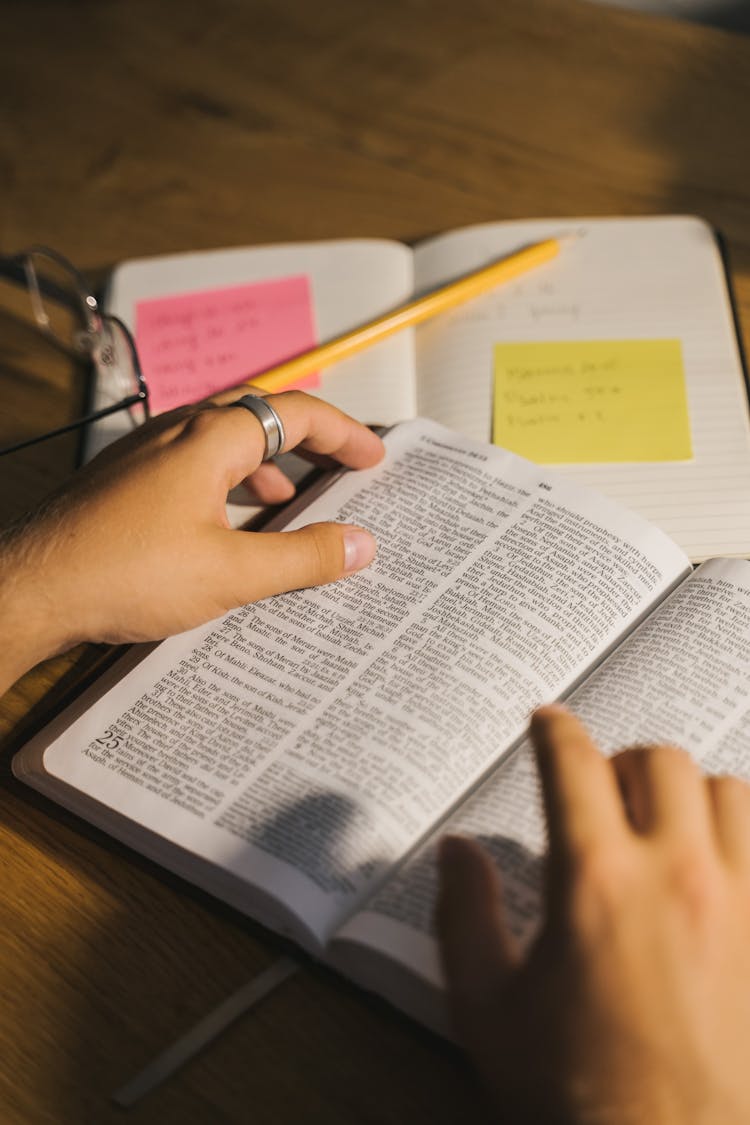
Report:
0,391,384,693
437,705,750,1125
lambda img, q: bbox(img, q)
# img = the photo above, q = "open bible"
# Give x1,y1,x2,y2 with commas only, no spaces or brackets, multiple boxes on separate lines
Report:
13,419,750,1034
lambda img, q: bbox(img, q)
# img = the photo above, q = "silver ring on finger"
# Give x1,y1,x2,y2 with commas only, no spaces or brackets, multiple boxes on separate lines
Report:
230,394,286,461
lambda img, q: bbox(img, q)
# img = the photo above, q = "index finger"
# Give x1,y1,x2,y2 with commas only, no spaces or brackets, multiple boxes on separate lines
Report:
184,390,385,492
260,390,386,467
531,705,631,861
212,389,385,475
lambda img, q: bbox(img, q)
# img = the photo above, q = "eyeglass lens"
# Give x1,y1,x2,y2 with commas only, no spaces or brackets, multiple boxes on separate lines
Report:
1,249,150,459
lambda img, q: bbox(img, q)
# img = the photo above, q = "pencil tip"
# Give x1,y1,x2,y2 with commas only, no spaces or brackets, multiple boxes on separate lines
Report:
555,229,586,246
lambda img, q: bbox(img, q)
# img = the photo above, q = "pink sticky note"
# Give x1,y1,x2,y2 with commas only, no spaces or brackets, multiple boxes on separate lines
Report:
135,275,319,413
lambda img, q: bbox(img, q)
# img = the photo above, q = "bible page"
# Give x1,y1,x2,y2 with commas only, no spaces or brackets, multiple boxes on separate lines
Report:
413,215,750,561
333,556,750,1023
17,419,688,951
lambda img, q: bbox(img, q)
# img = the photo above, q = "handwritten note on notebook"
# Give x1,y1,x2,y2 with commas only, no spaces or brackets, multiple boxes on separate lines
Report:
135,276,318,413
492,339,692,463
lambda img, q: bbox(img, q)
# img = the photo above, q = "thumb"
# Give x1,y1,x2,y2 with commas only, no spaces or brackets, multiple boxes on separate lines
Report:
436,836,519,1038
219,521,377,603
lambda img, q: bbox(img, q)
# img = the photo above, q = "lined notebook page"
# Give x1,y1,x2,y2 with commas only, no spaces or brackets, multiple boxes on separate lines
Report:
414,217,750,561
93,239,416,460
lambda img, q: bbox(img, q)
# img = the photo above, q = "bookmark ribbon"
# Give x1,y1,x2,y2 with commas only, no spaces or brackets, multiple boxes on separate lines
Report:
112,956,298,1107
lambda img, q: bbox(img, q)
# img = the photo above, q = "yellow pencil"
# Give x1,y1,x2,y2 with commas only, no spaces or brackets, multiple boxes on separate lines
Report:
245,237,563,394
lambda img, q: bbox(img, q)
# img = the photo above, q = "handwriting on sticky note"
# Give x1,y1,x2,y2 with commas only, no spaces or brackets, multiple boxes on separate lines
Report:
135,276,318,413
492,339,692,463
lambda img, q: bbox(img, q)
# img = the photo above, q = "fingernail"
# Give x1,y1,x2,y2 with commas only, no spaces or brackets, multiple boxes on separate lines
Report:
342,527,377,573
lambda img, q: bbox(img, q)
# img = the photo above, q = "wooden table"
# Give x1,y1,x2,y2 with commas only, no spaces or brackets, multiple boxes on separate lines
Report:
2,1,750,1120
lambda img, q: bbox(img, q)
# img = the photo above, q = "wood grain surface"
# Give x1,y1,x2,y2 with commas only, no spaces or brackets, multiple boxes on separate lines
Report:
2,1,750,1121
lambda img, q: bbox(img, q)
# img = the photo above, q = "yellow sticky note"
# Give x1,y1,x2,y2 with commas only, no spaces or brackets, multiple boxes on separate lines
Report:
492,339,692,463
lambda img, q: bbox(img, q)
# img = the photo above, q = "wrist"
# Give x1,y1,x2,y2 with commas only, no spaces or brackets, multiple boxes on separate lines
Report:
0,525,73,695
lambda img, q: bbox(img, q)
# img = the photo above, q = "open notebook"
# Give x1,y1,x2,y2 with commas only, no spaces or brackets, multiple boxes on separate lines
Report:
92,215,750,561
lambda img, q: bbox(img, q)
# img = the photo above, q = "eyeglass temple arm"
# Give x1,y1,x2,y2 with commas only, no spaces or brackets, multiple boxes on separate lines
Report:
0,392,147,457
0,254,82,311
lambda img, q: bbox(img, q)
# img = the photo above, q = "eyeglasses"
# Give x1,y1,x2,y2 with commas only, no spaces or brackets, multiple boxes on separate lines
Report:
0,246,150,457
